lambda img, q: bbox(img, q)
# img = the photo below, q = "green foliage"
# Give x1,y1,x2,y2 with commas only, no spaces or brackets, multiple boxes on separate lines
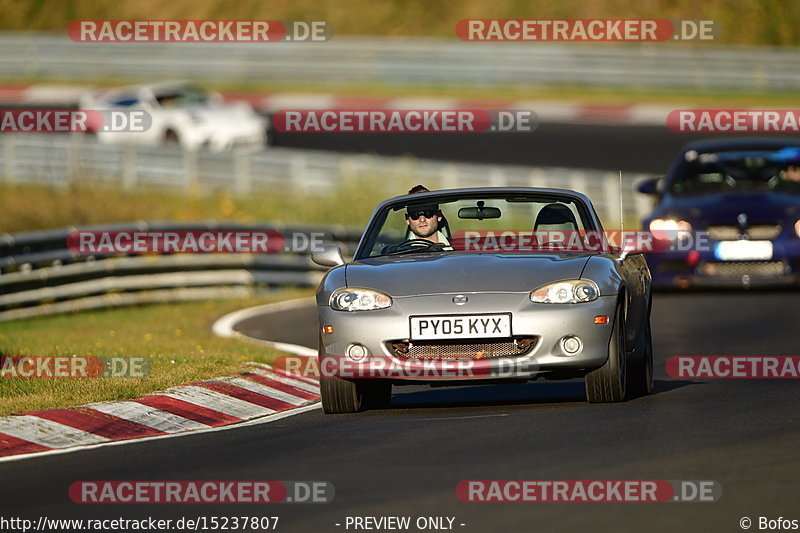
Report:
0,0,798,45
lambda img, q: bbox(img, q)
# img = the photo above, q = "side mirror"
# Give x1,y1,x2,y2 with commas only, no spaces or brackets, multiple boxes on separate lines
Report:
312,244,345,267
637,177,663,195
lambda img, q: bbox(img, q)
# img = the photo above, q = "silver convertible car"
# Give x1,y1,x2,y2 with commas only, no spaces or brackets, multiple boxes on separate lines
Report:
312,187,653,413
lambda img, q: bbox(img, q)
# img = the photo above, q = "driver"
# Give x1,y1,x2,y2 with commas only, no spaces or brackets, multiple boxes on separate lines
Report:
405,204,449,244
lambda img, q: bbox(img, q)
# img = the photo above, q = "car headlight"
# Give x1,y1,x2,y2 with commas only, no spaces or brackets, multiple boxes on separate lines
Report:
530,280,599,304
330,288,392,311
649,218,692,242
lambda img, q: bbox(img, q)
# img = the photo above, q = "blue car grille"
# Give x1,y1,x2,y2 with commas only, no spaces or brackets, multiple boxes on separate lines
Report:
698,261,787,278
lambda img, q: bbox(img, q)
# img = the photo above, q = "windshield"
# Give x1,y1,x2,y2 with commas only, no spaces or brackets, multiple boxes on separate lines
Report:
154,85,210,107
358,193,595,258
669,147,800,195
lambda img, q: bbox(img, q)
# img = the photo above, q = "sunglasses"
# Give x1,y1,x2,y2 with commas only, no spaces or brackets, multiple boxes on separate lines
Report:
406,209,438,220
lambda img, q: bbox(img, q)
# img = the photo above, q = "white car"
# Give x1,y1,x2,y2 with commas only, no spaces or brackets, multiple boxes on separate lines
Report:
79,82,269,151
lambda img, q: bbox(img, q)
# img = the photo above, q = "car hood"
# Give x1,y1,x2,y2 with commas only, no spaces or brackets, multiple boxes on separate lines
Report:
344,252,593,297
660,192,800,224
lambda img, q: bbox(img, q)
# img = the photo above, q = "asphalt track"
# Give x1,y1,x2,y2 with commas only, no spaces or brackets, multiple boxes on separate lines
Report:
1,291,799,532
1,126,799,532
272,123,798,173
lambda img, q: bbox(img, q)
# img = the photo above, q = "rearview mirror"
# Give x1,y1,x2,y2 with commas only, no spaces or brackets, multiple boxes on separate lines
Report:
458,206,501,220
637,177,663,195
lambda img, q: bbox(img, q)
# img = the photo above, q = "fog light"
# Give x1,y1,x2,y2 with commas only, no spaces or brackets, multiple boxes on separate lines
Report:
345,343,369,362
562,336,582,355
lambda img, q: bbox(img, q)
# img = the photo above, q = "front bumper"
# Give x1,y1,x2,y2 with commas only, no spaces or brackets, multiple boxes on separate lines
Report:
647,240,800,289
182,122,267,151
317,293,617,383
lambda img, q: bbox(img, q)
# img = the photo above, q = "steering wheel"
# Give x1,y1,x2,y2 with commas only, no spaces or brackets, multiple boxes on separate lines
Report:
383,239,445,255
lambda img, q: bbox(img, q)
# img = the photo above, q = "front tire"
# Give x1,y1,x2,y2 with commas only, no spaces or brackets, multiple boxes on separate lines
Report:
585,301,627,403
319,377,391,413
627,320,654,397
320,376,363,414
318,332,362,413
318,333,391,413
164,129,180,145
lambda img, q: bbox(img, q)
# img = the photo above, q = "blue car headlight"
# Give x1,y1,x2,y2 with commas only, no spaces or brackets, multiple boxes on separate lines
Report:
649,218,692,242
530,280,599,304
330,288,392,311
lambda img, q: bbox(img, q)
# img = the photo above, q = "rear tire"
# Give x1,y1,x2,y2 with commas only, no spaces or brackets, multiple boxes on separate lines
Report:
585,301,627,403
627,319,654,398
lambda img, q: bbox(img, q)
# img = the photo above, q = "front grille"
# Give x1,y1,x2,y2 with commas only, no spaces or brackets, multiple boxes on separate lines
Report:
746,224,782,240
389,338,537,360
699,261,787,278
707,225,739,241
706,224,782,241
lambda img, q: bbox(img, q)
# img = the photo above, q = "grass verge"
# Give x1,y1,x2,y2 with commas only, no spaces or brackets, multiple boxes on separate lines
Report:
0,288,314,416
0,176,399,234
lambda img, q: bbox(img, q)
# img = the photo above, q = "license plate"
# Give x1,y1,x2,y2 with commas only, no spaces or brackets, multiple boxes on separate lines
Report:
409,314,511,341
715,240,773,261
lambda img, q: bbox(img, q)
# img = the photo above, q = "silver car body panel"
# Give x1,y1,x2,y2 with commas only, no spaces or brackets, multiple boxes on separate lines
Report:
314,187,651,384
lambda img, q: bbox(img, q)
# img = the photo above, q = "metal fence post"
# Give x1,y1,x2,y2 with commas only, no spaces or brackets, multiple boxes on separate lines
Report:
234,149,253,195
183,149,198,191
291,153,309,193
2,136,14,184
122,145,137,190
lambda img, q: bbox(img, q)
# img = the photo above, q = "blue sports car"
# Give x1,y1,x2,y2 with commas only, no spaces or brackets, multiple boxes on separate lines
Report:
638,138,800,289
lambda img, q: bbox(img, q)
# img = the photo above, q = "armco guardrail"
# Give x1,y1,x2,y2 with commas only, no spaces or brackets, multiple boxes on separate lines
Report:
0,220,360,271
0,221,362,321
0,33,796,90
0,134,653,227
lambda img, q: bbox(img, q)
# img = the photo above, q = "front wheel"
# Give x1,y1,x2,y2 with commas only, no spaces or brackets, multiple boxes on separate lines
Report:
585,301,627,403
164,129,180,145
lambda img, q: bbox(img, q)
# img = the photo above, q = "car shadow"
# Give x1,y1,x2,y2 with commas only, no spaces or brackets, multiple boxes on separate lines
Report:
380,378,696,411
